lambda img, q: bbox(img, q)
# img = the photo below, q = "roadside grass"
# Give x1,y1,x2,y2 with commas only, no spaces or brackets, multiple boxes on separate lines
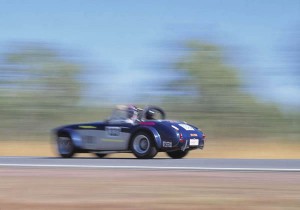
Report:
1,137,300,159
1,105,299,159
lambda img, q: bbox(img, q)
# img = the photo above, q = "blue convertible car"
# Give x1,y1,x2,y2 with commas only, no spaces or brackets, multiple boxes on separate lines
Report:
52,105,205,159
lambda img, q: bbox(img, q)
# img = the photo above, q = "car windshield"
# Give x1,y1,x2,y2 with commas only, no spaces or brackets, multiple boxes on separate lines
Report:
108,105,144,123
109,109,128,121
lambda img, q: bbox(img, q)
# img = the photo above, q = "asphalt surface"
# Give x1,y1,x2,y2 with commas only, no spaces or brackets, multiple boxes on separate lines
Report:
0,156,300,171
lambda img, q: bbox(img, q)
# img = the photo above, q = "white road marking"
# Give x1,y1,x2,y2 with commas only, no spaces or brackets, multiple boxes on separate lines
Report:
0,163,300,172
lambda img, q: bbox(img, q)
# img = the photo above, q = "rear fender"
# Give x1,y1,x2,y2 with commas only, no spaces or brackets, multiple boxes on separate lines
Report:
130,126,162,149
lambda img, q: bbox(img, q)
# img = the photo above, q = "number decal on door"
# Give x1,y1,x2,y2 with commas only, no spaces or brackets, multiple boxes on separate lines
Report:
106,127,121,137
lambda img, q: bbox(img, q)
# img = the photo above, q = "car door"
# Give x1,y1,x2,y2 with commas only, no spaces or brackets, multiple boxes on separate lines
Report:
99,122,133,150
75,123,103,150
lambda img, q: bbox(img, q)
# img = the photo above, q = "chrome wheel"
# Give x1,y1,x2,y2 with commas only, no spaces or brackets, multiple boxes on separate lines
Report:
130,132,157,159
133,135,150,154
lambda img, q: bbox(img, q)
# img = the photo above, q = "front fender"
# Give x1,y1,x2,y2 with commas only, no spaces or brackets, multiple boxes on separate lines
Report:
54,128,83,149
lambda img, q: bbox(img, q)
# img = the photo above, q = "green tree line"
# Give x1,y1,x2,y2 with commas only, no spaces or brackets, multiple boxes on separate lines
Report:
164,41,300,138
0,41,299,140
0,43,83,136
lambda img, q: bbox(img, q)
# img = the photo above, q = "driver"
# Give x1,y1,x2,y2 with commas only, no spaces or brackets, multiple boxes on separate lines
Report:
126,105,138,124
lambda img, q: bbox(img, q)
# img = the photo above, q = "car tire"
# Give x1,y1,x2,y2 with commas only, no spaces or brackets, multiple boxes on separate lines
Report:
57,135,75,158
166,150,189,159
130,132,158,159
94,153,107,158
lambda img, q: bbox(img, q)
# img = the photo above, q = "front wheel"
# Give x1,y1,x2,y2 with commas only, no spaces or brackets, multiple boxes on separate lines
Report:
166,150,189,159
57,135,75,158
130,132,157,159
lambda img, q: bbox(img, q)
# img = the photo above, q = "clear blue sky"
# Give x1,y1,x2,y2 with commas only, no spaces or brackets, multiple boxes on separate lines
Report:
0,0,300,107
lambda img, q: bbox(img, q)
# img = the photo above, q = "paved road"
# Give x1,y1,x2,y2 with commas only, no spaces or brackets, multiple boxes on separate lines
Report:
0,156,300,171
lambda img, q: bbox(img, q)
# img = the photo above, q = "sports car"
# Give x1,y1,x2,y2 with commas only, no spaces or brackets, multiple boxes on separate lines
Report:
52,105,205,159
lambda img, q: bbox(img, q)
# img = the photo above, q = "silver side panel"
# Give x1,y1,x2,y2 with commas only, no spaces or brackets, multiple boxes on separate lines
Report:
75,126,130,150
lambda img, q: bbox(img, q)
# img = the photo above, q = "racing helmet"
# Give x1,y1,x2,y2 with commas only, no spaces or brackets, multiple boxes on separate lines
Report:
145,109,155,120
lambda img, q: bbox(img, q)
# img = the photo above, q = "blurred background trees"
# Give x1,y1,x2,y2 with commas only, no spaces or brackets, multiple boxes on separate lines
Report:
163,41,295,138
0,43,84,136
0,40,299,140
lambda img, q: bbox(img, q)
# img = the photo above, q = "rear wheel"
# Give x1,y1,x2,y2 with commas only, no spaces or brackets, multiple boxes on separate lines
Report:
130,132,157,159
166,150,189,159
57,135,75,158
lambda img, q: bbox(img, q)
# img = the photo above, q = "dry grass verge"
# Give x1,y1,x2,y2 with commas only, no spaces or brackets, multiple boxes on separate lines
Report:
1,138,300,159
